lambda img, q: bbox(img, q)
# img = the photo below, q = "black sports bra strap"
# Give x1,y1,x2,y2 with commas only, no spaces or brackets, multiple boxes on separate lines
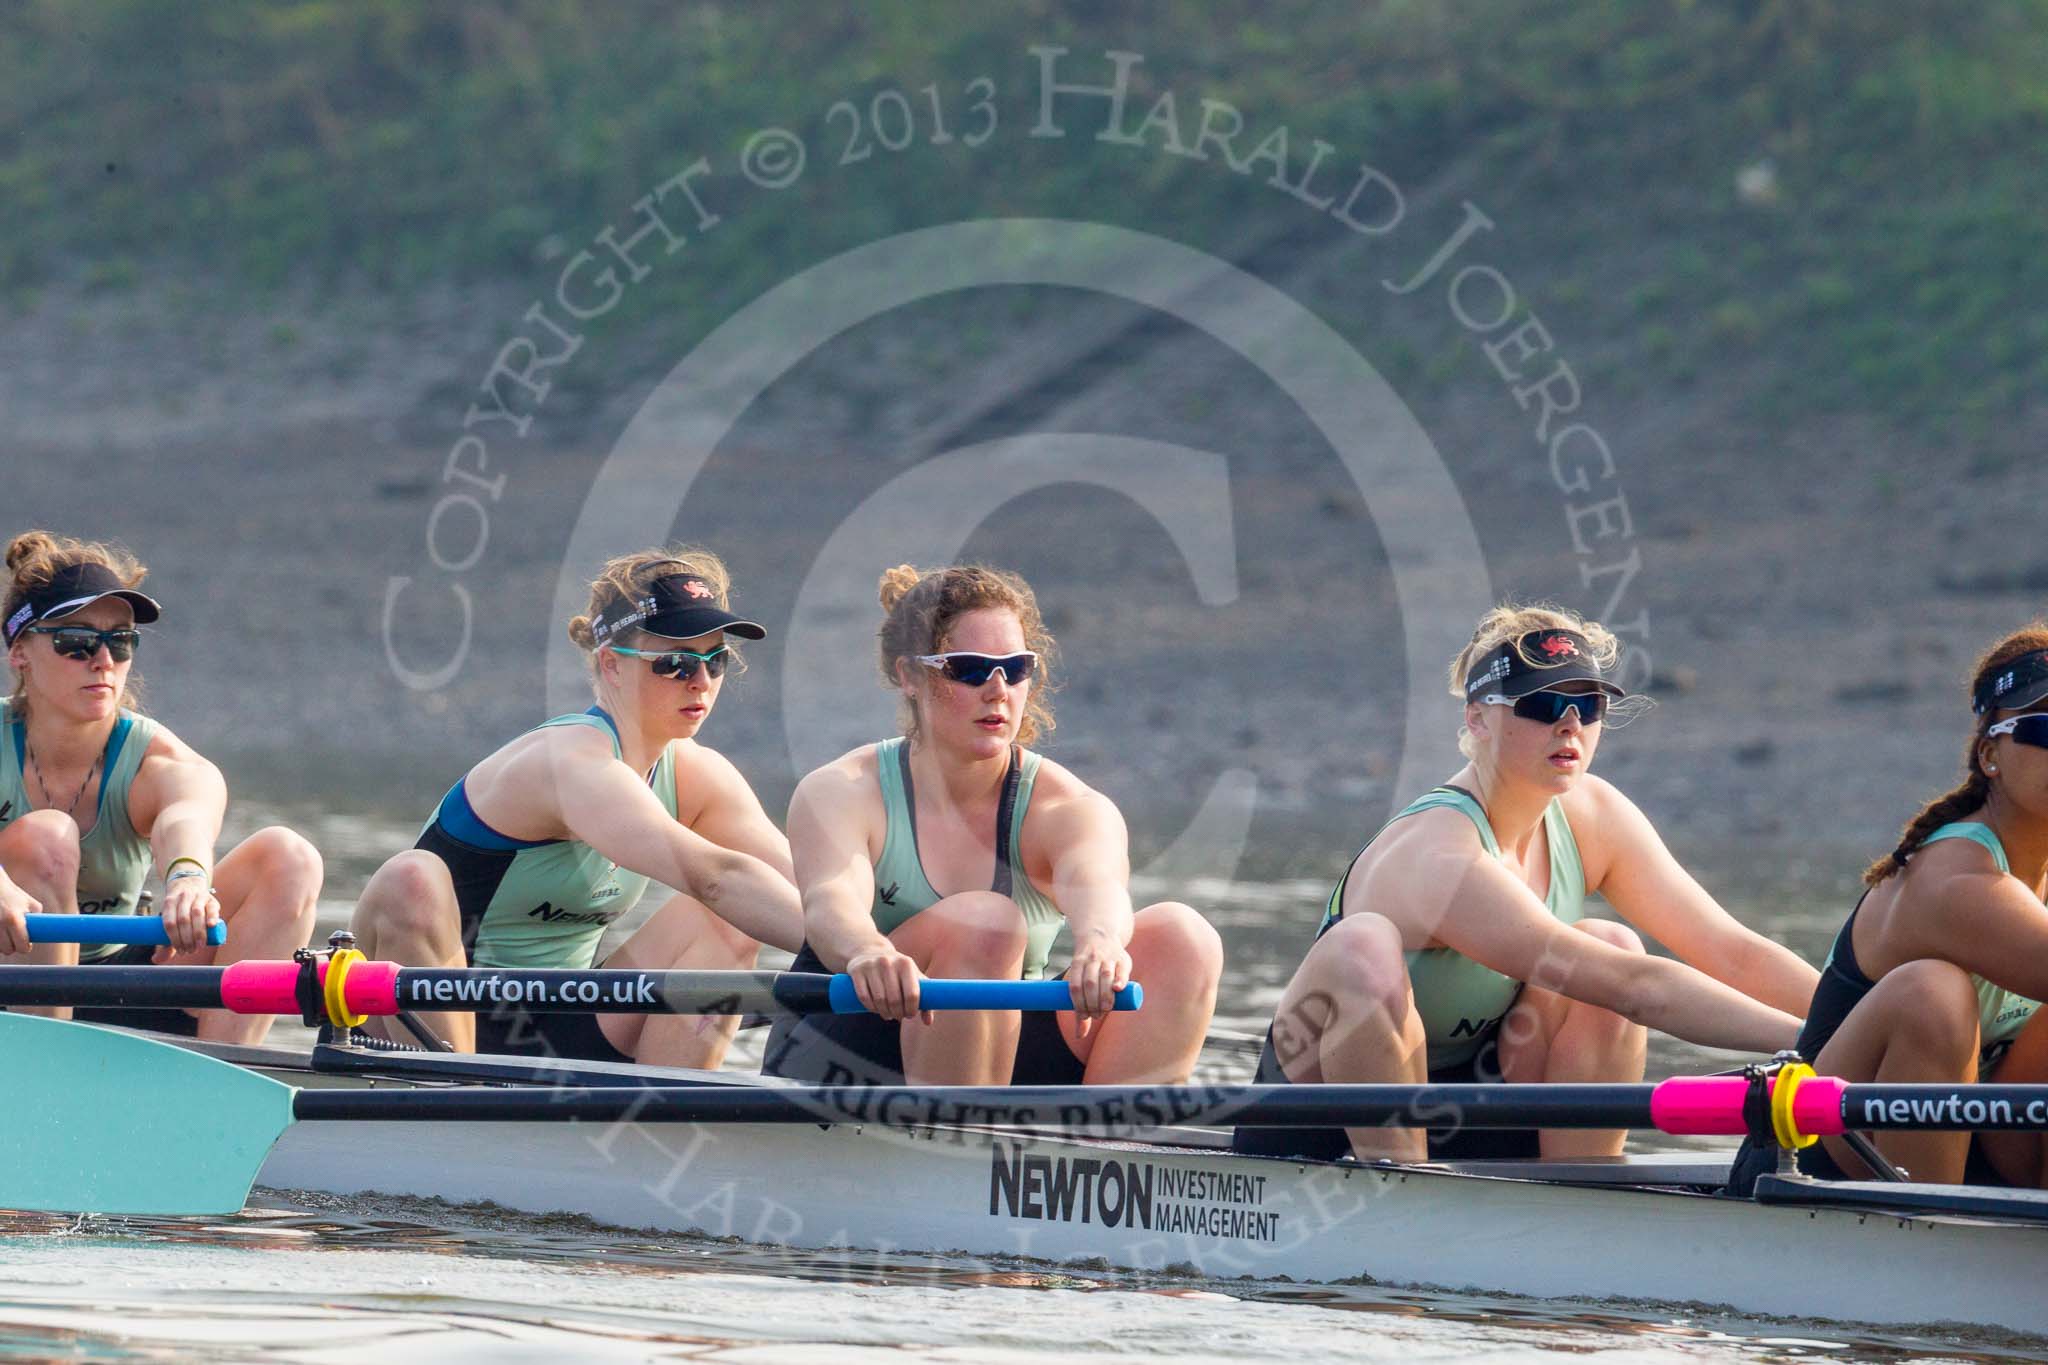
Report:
992,745,1022,897
896,741,920,873
897,741,1022,895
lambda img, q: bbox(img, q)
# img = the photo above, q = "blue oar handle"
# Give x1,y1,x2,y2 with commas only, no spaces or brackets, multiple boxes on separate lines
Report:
826,975,1142,1013
25,914,227,948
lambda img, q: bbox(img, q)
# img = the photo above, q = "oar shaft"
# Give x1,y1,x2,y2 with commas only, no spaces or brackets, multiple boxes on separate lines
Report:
26,914,226,947
0,962,1141,1017
291,1082,1661,1129
379,968,1135,1015
0,965,226,1009
283,1078,2048,1134
1839,1084,2048,1132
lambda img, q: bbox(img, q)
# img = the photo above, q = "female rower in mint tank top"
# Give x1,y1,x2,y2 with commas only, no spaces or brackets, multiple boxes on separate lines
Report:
349,547,804,1068
1791,626,2048,1187
0,530,322,1046
769,563,1223,1088
1234,604,1814,1164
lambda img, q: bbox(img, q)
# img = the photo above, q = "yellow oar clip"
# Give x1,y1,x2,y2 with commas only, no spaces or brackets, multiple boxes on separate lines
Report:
323,947,367,1029
1771,1061,1818,1149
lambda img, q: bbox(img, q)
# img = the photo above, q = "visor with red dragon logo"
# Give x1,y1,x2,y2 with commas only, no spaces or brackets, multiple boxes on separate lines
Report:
591,571,767,644
1463,629,1626,701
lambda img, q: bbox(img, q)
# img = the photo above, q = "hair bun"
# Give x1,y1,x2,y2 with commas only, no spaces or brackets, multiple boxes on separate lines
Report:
4,531,55,573
877,564,923,612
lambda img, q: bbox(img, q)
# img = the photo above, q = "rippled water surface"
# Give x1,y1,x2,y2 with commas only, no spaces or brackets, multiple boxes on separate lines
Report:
6,1198,2041,1363
4,803,2040,1360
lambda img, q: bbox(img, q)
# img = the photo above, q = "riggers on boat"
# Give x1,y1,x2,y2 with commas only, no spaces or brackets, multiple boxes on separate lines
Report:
10,1009,2048,1340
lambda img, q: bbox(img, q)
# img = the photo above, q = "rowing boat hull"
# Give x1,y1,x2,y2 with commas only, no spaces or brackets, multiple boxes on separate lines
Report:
253,1099,2048,1336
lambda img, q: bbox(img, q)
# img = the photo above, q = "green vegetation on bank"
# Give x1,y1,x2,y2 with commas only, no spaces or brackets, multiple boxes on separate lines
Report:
3,1,2044,429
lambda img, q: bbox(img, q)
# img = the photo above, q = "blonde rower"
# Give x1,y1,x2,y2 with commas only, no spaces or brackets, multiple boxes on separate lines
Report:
767,564,1223,1087
1234,604,1814,1162
349,548,803,1066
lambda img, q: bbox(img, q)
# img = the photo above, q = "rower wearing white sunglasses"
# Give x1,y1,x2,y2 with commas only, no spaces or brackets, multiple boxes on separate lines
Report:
769,562,1222,1088
1791,626,2048,1187
1234,604,1814,1163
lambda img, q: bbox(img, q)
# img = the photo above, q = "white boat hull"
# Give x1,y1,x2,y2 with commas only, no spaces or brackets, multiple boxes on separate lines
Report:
257,1111,2048,1336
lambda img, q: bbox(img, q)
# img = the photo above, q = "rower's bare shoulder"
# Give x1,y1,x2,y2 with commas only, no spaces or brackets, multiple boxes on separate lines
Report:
472,720,614,794
1905,834,2013,900
1022,757,1121,827
1556,773,1639,841
1343,810,1495,936
518,719,616,768
128,724,223,816
664,737,742,784
135,721,208,772
791,745,883,814
1023,753,1093,800
1353,806,1490,884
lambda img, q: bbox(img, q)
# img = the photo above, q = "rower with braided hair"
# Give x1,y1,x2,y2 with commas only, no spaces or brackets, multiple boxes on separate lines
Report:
1795,624,2048,1185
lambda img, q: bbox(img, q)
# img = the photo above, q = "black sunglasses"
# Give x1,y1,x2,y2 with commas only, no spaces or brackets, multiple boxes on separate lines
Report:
26,625,141,662
1482,688,1608,726
1988,714,2048,750
917,651,1039,686
608,643,730,681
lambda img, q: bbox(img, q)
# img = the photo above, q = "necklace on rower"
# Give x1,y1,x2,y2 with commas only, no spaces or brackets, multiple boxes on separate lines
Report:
26,737,101,821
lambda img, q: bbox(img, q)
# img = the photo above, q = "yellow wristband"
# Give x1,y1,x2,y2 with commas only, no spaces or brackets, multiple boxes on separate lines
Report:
164,856,208,881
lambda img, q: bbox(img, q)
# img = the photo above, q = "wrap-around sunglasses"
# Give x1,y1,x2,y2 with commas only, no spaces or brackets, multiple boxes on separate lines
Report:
24,625,141,662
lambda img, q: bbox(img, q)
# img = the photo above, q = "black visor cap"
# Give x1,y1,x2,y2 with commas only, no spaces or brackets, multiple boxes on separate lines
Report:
4,562,161,645
591,573,767,645
1464,629,1624,701
1976,650,2048,715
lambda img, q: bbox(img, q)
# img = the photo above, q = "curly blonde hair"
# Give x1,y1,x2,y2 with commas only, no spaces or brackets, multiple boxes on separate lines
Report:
877,563,1058,746
4,530,151,719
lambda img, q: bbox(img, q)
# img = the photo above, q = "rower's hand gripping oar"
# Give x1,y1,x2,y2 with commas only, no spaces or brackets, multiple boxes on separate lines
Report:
25,913,226,948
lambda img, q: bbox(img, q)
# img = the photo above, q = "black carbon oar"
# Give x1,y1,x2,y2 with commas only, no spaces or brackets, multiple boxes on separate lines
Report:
0,962,1140,1016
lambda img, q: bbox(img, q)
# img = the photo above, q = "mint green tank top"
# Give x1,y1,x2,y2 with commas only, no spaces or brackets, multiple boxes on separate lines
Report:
1920,822,2041,1054
0,699,163,962
871,737,1064,979
1321,785,1587,1070
421,708,681,970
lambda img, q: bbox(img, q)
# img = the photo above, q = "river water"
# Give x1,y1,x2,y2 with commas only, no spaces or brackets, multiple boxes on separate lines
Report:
1,800,2036,1361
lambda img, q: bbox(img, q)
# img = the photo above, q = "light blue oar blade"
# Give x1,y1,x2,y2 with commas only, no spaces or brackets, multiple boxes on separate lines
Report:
0,1012,294,1215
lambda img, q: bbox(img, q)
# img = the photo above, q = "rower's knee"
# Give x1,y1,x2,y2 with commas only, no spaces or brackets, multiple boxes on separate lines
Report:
0,809,80,890
355,850,458,950
927,891,1028,974
1882,958,1980,1071
1316,913,1411,1013
1131,901,1223,991
1304,913,1417,1046
241,826,324,908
